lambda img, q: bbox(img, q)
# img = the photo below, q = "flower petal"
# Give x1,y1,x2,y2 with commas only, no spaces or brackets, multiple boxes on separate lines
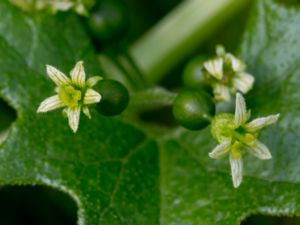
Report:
83,89,101,105
244,114,280,133
37,95,65,113
213,84,231,102
47,65,71,86
75,3,88,16
86,76,103,87
229,154,243,188
49,1,74,11
204,58,223,80
247,141,272,160
209,141,231,159
225,53,245,72
233,72,254,94
66,106,81,133
234,93,248,127
70,61,86,87
82,106,91,119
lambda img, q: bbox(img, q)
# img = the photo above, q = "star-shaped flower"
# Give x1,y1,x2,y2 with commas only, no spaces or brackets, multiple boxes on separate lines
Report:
10,0,94,16
203,45,255,102
37,61,102,133
209,93,280,188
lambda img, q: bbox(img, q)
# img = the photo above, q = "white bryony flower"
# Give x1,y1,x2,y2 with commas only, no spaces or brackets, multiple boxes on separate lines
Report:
9,0,95,16
203,45,255,102
209,93,280,188
37,61,103,133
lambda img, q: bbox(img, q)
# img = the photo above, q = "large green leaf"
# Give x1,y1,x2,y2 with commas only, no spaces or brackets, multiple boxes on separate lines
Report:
0,0,300,224
0,1,159,224
159,0,300,224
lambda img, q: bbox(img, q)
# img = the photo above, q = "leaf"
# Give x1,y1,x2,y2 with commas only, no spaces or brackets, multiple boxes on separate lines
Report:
158,0,300,224
0,0,300,225
0,1,159,225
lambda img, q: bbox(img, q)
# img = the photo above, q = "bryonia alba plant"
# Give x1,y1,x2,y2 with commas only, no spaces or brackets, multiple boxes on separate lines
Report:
209,93,279,188
203,45,255,102
37,61,102,132
0,0,298,224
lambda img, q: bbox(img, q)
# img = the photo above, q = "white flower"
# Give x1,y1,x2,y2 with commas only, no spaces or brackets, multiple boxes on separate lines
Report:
209,93,280,188
232,72,254,94
203,45,255,102
225,53,246,72
203,58,223,80
37,61,103,133
9,0,94,16
212,83,231,102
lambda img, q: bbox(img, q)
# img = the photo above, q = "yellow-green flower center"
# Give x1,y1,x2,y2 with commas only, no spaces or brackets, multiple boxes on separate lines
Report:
211,113,235,142
231,141,242,159
59,85,82,107
211,113,258,149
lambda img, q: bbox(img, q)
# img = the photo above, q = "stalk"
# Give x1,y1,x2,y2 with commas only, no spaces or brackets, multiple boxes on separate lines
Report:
130,0,249,82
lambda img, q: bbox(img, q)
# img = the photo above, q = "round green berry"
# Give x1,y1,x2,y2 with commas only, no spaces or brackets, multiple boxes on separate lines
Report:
88,0,129,42
95,79,129,116
183,55,208,88
172,89,215,130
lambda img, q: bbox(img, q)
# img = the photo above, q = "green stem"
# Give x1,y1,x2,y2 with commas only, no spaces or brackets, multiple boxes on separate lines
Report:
130,0,249,83
117,54,147,90
121,47,149,88
103,42,150,91
129,86,177,111
104,48,139,90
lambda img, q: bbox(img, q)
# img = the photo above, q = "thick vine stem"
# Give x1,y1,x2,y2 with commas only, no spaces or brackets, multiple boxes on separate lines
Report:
130,0,249,83
128,86,177,111
121,87,177,135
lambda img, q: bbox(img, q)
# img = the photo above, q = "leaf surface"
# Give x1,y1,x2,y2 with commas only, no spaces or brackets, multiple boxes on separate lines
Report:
0,0,300,225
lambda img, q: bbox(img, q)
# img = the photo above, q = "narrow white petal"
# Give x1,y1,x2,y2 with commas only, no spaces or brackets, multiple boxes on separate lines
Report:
75,3,88,16
204,58,223,80
70,61,86,87
245,114,280,132
248,141,272,160
83,89,101,105
213,84,231,102
229,155,243,188
233,73,255,93
67,106,81,133
35,1,46,10
209,141,231,159
86,76,103,87
47,65,71,86
82,106,91,119
37,95,65,113
226,53,245,72
49,2,74,11
234,93,248,127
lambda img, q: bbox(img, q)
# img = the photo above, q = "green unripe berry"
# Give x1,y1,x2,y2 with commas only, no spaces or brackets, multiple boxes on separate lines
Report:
172,89,215,130
95,79,129,116
183,55,209,89
88,0,129,42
